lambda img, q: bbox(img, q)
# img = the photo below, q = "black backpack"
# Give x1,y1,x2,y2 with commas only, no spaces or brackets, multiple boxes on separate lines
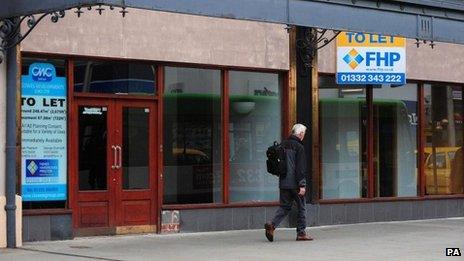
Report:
266,141,287,176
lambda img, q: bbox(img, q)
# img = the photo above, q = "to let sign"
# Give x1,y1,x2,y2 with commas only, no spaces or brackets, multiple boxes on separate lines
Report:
21,63,67,201
336,32,406,85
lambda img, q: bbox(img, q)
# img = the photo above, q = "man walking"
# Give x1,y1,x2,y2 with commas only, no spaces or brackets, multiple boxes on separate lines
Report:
265,123,313,241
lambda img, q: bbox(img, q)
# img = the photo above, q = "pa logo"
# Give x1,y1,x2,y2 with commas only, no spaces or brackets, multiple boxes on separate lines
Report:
446,248,461,256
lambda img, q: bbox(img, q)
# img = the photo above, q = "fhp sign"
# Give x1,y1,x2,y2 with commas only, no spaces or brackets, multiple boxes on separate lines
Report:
336,32,406,85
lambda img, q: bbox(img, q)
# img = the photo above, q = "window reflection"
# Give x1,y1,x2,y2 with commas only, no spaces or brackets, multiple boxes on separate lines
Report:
319,75,368,199
373,84,418,197
425,84,464,195
228,71,282,202
74,61,156,95
163,67,222,204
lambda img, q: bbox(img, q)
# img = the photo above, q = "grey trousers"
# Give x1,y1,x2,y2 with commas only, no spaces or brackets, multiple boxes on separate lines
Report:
271,189,306,235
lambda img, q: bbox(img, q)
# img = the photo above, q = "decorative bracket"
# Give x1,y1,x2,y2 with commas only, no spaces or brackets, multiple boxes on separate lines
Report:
296,28,340,74
0,5,128,64
415,38,436,49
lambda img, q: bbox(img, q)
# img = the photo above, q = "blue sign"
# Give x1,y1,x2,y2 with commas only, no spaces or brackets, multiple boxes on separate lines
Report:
336,73,406,85
21,63,67,201
25,159,59,178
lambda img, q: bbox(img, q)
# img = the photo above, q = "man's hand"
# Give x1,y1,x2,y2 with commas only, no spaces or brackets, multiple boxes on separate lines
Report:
298,187,306,197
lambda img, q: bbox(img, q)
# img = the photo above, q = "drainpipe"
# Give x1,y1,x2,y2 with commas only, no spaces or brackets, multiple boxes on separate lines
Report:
5,35,18,248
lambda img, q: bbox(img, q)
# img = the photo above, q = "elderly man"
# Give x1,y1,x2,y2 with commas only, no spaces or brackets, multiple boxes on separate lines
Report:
265,123,313,241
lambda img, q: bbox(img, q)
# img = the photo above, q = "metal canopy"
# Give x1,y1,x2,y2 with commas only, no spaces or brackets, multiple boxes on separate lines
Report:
2,0,464,43
0,0,124,18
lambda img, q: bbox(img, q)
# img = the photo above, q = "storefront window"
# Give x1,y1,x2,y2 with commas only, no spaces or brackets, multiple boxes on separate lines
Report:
319,75,368,199
74,60,156,95
425,84,464,195
163,67,222,204
229,71,282,202
373,84,418,197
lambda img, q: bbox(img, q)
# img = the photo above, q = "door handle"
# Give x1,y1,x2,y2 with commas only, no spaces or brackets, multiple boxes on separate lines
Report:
116,145,122,169
111,145,117,169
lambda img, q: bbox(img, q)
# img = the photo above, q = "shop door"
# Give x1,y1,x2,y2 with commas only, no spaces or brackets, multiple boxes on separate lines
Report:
73,98,157,229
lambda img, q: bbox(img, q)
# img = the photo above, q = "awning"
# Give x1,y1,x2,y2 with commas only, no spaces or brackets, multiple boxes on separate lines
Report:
2,0,464,44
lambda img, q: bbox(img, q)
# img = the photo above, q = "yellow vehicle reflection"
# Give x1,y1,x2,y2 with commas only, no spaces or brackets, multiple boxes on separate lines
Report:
171,148,210,165
424,147,463,194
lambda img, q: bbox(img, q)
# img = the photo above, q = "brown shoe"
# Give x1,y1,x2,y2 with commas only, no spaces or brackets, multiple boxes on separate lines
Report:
296,233,314,241
264,223,275,242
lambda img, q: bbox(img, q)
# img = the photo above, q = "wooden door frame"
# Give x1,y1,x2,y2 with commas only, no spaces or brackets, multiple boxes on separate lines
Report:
113,100,158,227
70,97,159,231
71,98,116,229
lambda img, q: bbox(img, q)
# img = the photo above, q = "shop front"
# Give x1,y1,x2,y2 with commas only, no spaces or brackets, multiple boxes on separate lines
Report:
20,53,286,239
20,58,161,237
17,10,464,242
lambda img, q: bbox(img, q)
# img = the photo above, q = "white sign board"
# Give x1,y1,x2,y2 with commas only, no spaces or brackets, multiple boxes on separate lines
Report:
336,32,406,85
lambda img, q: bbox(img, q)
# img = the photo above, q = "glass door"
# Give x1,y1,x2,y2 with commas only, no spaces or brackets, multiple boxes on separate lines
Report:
74,99,157,229
75,99,116,228
114,101,157,226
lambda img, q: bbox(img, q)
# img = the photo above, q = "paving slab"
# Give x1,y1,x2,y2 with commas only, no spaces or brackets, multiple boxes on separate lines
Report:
1,218,463,261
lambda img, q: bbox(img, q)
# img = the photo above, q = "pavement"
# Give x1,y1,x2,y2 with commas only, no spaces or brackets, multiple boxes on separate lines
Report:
1,218,463,261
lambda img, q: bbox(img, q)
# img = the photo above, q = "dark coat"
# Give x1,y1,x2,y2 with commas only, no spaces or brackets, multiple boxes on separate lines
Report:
279,135,308,189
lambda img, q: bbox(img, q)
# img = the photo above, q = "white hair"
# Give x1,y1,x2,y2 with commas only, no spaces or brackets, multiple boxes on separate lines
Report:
291,123,307,135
